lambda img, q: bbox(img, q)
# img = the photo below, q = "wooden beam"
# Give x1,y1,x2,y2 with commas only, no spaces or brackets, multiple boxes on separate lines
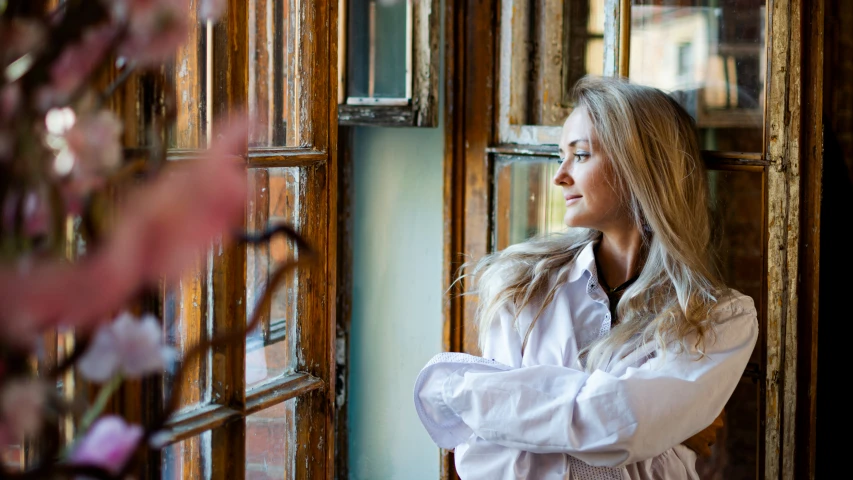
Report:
764,0,804,478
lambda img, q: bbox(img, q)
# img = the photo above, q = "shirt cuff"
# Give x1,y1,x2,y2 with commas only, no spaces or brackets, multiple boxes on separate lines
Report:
413,352,511,449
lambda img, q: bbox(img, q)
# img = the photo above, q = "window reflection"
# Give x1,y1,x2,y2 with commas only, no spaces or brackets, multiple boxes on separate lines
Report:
508,0,607,127
493,156,568,251
629,1,766,152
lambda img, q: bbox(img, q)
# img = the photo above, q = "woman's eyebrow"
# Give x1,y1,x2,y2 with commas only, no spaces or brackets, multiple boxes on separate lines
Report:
568,138,590,147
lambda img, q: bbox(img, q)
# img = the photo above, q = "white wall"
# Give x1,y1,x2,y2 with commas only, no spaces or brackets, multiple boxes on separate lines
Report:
348,3,445,476
348,120,444,479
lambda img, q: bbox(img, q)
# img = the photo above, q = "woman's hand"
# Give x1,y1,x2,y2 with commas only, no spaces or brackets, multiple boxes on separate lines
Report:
682,410,725,457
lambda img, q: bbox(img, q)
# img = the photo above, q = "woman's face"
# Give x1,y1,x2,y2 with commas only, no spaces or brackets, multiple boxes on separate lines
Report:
553,107,629,231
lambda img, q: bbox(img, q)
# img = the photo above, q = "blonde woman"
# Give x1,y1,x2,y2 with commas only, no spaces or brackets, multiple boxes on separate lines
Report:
413,77,758,479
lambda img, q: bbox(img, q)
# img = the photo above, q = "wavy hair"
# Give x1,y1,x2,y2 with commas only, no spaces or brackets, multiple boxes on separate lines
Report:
469,76,726,370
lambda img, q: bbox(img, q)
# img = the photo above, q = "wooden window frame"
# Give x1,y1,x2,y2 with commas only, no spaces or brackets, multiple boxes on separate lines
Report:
443,1,824,479
337,0,441,127
124,1,339,478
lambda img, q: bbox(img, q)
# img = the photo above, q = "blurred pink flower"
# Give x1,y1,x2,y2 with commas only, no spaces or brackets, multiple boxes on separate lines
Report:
110,0,190,67
0,121,247,347
0,84,22,125
47,24,118,107
0,188,50,238
77,312,176,382
0,19,47,67
65,110,124,173
70,415,143,474
0,380,46,441
199,0,227,21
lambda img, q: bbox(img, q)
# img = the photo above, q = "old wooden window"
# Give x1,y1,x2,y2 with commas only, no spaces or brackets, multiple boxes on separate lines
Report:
447,0,815,478
154,1,339,479
337,0,440,126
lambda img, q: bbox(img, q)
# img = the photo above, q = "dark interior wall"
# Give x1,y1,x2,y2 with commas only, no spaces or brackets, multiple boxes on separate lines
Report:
816,0,853,476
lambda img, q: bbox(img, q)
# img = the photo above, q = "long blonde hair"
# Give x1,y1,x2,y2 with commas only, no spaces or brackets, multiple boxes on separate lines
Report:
470,76,726,370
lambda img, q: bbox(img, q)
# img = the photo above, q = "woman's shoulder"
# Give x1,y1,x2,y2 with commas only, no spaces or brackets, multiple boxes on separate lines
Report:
711,288,758,327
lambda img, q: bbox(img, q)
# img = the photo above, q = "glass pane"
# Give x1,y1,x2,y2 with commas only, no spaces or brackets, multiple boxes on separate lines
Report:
246,168,303,388
493,155,569,251
162,253,211,410
708,169,764,364
509,0,607,127
166,6,208,149
246,400,295,480
696,376,760,479
347,0,409,99
249,0,293,146
629,1,767,152
161,430,212,478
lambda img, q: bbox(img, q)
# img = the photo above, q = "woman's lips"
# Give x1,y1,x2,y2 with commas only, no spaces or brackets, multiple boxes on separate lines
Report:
564,195,581,205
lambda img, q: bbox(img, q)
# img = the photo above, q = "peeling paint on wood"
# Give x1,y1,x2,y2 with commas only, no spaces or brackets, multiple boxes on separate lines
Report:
764,1,804,479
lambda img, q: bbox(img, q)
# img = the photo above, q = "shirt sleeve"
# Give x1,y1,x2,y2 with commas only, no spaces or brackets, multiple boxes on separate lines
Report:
433,294,758,467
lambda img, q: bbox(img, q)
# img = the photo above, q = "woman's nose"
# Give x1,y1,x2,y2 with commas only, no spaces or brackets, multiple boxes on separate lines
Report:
553,163,572,186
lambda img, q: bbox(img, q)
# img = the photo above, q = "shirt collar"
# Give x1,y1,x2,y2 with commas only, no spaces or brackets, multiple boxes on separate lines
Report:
568,241,597,284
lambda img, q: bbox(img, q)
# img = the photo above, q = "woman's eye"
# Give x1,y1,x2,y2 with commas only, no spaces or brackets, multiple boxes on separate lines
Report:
573,153,589,162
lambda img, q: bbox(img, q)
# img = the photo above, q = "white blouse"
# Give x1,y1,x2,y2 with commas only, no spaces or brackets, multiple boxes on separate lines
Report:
414,242,758,479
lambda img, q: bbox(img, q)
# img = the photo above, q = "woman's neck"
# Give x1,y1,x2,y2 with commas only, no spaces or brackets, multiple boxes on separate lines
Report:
597,226,644,288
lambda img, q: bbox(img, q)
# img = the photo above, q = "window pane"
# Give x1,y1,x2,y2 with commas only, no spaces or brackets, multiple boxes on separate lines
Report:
246,168,305,388
163,254,212,410
629,1,767,152
161,430,212,478
708,168,764,364
249,0,294,146
166,6,209,149
347,0,409,99
507,0,607,127
246,400,296,480
493,155,568,251
696,376,760,479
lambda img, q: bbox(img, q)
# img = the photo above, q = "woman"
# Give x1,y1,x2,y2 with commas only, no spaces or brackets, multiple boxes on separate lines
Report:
413,77,758,479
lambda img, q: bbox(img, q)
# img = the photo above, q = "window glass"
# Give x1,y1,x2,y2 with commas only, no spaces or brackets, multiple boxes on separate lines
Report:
161,431,212,478
507,0,607,127
629,0,767,152
246,168,305,388
249,0,294,146
347,0,409,100
246,400,296,480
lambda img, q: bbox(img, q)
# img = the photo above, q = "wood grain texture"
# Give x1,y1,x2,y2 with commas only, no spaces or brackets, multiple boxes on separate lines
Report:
764,0,803,478
795,0,824,478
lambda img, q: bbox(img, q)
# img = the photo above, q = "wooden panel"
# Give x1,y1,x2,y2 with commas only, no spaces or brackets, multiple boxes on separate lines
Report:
209,2,249,480
334,127,354,480
764,0,803,478
169,5,206,148
795,0,824,478
337,104,416,127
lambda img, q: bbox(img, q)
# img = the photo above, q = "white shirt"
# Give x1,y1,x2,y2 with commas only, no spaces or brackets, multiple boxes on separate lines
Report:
414,242,758,479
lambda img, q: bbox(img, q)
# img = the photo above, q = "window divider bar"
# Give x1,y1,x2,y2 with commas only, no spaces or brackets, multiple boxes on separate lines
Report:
247,148,328,168
245,372,325,415
159,403,243,448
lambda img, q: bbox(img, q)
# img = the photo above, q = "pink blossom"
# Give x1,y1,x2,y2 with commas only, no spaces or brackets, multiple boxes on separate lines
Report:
0,19,47,66
65,110,124,173
0,121,247,347
0,380,46,441
0,84,22,125
0,188,50,238
47,24,118,107
70,415,143,474
77,312,176,382
110,0,191,67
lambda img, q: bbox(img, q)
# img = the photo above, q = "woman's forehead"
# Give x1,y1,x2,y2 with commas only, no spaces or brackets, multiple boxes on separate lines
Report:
560,108,595,147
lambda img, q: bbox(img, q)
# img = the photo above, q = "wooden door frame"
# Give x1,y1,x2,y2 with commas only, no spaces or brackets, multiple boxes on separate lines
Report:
441,1,824,479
